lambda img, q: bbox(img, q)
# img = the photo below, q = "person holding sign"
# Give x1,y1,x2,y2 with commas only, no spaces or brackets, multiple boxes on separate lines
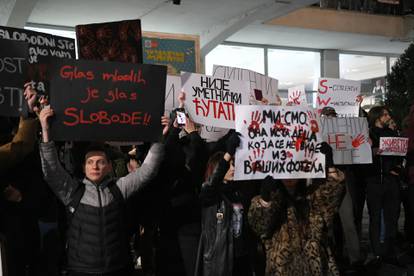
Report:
195,132,253,276
248,142,345,275
366,106,403,264
37,106,165,276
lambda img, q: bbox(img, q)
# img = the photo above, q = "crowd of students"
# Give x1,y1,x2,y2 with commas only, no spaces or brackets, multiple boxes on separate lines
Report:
1,84,414,276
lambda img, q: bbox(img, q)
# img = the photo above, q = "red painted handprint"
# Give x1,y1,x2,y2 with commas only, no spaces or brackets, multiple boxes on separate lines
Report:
293,125,307,152
247,111,263,131
307,111,319,133
249,148,265,172
352,134,365,148
273,119,285,130
289,90,302,105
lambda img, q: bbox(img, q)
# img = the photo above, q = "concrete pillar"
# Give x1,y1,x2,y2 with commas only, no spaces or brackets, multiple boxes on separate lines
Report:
321,49,340,78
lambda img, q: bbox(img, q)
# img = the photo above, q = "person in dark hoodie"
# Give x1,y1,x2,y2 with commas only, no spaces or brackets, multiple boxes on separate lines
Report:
157,92,208,276
366,105,403,264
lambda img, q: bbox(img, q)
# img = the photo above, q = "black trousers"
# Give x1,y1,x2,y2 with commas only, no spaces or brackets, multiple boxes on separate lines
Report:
366,174,400,257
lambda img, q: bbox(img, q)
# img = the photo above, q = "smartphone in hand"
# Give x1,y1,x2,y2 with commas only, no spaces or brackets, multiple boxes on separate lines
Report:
176,108,186,126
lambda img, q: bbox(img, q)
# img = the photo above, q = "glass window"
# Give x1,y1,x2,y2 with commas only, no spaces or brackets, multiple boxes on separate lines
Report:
267,49,321,91
205,45,264,75
340,54,387,107
340,54,386,80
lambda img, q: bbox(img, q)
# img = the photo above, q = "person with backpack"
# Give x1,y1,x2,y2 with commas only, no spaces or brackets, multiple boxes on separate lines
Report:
37,107,166,276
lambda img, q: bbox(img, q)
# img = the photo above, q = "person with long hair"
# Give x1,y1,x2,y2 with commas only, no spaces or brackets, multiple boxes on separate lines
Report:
248,143,345,275
195,132,253,276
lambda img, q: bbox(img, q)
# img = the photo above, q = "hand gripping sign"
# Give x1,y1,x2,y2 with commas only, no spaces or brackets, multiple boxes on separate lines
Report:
234,105,326,180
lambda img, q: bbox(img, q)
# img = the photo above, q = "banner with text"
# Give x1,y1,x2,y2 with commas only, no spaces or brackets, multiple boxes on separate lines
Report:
379,137,408,156
212,65,280,105
234,105,326,180
320,117,372,164
317,78,361,117
181,72,250,129
0,25,75,100
0,39,28,116
76,19,143,63
288,85,307,106
49,58,167,141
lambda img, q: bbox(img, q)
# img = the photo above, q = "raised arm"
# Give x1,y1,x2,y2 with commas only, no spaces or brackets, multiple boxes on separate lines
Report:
38,107,79,205
116,142,165,199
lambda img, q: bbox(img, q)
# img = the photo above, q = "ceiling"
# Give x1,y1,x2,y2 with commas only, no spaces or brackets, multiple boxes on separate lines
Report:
23,0,412,56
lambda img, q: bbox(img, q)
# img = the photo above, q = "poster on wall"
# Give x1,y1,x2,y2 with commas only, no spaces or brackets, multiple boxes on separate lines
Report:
76,19,143,63
320,117,372,164
379,137,408,156
234,105,326,180
212,65,280,105
317,78,361,117
0,39,28,116
181,72,250,129
48,58,167,141
0,25,76,103
143,31,200,75
288,85,307,106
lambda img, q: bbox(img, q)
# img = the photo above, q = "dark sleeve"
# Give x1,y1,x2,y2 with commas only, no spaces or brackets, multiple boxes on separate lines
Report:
199,158,229,207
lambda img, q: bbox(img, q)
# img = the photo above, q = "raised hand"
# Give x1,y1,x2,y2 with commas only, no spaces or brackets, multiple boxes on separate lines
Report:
161,115,170,136
23,82,37,113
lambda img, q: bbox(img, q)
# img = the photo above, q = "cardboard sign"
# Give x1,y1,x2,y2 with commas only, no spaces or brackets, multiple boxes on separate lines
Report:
0,39,28,116
164,75,181,115
320,117,372,164
49,58,167,141
181,72,250,129
143,31,200,75
288,85,307,106
212,65,280,105
234,105,326,180
379,137,408,156
317,78,361,117
200,126,230,143
76,19,143,63
0,26,75,97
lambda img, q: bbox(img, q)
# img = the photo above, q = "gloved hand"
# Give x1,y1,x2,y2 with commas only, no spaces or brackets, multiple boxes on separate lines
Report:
261,175,275,202
319,142,334,168
225,132,241,156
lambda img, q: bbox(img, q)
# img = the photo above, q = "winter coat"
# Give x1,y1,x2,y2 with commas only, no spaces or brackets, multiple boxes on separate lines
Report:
248,171,345,276
39,141,164,274
195,159,250,276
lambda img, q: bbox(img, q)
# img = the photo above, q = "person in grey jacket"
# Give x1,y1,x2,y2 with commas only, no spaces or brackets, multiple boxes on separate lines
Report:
38,107,166,276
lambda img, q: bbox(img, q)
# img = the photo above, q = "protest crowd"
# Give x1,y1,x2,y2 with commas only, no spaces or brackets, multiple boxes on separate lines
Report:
1,20,414,276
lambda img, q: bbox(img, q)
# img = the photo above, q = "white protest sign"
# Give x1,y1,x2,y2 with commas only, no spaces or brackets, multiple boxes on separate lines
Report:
317,78,361,117
320,117,372,164
181,72,250,129
288,85,307,105
212,65,280,105
164,75,181,115
234,105,326,180
200,126,230,142
379,137,408,156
